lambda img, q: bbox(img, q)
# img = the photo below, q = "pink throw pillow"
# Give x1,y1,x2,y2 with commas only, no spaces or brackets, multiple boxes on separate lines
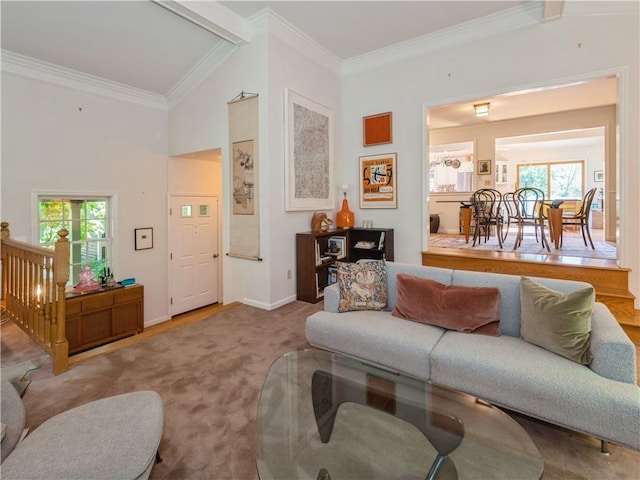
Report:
391,274,501,336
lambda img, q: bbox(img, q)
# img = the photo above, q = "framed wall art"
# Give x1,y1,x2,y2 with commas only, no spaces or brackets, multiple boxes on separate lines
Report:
228,92,260,260
363,112,392,147
594,170,604,182
232,139,255,215
478,160,491,175
284,89,334,211
134,228,153,250
360,153,397,209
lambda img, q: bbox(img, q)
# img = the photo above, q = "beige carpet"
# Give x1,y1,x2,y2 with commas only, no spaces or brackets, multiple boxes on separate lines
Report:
2,303,639,479
429,231,616,260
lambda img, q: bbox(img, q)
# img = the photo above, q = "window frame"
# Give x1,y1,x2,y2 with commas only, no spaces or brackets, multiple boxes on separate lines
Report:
516,160,585,200
34,192,116,286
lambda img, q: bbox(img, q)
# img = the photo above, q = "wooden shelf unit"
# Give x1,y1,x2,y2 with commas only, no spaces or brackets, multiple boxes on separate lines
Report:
296,228,394,303
65,284,144,354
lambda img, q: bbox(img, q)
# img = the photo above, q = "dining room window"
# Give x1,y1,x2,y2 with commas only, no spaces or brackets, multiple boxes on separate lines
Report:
517,160,584,200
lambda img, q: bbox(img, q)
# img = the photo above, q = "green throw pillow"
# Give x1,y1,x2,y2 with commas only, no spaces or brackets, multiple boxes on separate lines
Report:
337,260,387,312
520,276,593,365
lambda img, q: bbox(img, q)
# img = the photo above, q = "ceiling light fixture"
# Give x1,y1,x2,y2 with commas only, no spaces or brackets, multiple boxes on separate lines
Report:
474,102,490,117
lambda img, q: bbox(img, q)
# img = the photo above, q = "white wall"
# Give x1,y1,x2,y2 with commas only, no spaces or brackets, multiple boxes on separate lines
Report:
496,142,604,191
168,29,268,308
168,155,222,196
168,18,340,309
265,33,341,307
341,13,639,306
1,73,170,324
5,7,636,315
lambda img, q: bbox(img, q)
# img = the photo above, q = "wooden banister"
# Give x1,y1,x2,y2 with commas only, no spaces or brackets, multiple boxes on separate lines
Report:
1,222,70,374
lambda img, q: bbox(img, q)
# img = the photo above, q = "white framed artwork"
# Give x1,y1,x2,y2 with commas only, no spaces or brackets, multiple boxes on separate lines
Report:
284,89,334,211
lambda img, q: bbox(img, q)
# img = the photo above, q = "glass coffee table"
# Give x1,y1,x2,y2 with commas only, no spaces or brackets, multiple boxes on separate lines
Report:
256,349,543,480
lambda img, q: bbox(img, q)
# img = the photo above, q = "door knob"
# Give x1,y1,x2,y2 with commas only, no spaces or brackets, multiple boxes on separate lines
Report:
213,254,219,258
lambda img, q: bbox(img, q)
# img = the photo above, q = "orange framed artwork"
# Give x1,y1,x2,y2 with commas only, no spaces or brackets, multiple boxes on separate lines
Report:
363,112,392,147
360,153,397,209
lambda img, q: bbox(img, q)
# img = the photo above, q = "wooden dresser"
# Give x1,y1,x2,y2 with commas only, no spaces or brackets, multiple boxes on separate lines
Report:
65,284,144,354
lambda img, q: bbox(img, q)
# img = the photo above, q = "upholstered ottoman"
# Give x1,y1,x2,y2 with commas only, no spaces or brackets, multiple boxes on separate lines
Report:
0,379,26,462
1,384,164,480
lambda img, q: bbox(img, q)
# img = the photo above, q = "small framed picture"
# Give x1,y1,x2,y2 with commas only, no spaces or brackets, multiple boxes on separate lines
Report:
594,170,604,182
135,227,153,250
363,112,392,147
478,160,491,175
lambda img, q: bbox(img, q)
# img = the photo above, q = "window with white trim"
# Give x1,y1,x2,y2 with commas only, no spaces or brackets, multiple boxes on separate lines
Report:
38,196,112,285
516,160,584,200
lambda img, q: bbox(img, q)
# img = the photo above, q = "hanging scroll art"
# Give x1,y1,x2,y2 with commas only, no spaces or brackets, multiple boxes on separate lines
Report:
284,89,334,211
228,92,261,260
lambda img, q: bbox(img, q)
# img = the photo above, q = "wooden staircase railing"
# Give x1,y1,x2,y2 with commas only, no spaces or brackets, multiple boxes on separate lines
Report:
1,222,70,374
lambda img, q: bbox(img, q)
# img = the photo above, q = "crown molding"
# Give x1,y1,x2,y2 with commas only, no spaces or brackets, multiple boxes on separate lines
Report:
1,50,168,110
341,2,543,76
152,0,251,45
564,0,639,17
251,9,341,76
166,41,238,107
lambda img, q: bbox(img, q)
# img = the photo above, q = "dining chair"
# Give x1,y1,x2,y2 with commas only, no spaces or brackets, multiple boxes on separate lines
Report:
511,187,550,252
501,192,518,240
471,189,504,248
561,187,598,249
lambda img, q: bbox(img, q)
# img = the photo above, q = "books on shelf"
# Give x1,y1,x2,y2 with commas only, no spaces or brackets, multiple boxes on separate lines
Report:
317,236,344,265
315,272,325,298
354,240,377,249
327,265,338,285
326,236,346,259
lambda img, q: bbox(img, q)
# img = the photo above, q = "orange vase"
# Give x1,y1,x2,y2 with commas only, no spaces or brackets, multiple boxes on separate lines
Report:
336,198,354,228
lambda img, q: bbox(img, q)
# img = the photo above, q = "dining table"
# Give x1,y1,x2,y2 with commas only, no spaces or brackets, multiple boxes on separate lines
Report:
546,206,564,249
434,200,474,243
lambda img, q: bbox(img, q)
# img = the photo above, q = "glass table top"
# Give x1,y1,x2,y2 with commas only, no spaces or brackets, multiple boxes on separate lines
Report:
256,349,543,480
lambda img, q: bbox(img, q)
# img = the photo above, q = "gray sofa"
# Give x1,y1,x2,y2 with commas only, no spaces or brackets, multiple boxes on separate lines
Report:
306,261,640,451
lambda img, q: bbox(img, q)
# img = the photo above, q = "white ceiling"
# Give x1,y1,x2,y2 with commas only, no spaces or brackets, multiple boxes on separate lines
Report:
220,1,524,60
0,1,227,95
0,0,619,127
428,76,618,129
1,0,527,96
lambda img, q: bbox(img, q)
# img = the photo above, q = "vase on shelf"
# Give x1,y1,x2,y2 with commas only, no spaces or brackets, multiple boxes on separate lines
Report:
336,194,354,228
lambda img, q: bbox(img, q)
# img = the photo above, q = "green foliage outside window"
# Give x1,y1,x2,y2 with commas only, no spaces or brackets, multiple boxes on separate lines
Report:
38,197,111,285
517,161,584,200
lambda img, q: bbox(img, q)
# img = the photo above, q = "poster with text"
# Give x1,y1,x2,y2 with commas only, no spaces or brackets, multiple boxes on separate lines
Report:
360,153,397,208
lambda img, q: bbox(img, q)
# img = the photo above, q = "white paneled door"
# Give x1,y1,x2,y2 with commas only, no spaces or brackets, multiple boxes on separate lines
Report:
170,196,219,316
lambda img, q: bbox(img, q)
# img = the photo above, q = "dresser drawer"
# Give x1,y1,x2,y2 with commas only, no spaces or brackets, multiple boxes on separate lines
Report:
82,292,114,311
66,300,82,315
115,285,142,304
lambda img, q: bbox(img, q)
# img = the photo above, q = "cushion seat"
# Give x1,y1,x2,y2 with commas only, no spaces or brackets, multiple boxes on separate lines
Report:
306,310,445,380
1,390,164,480
430,333,640,449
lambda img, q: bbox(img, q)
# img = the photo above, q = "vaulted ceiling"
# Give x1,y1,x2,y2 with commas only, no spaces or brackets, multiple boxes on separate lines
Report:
2,1,529,96
0,1,620,126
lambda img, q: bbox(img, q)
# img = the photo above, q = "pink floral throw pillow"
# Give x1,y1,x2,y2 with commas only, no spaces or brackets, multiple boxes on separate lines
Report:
337,260,387,312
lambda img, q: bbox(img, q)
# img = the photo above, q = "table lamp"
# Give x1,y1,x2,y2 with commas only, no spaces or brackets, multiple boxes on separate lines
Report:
336,184,354,228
